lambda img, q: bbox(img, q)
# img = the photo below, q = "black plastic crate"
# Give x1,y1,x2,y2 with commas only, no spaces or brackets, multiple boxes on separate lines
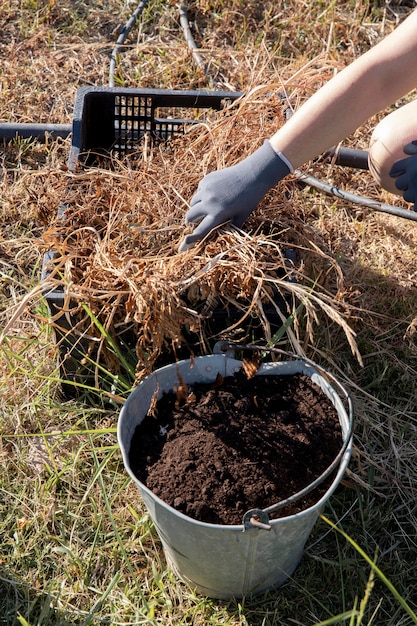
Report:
68,86,241,169
43,86,268,399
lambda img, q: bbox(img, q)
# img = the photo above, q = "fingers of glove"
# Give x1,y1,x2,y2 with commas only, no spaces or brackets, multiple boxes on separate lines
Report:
189,191,201,208
403,184,417,205
185,197,233,227
178,214,225,252
189,184,208,208
178,233,200,252
393,172,410,192
389,158,407,179
185,201,205,225
403,140,417,156
186,213,224,243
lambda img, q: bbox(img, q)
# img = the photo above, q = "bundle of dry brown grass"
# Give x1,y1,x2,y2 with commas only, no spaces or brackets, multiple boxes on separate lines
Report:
39,69,364,383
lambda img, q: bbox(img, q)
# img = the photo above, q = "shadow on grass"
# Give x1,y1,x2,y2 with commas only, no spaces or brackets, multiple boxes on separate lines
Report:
0,569,72,626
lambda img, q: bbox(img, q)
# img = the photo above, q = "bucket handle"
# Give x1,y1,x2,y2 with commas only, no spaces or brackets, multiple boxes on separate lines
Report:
214,342,354,532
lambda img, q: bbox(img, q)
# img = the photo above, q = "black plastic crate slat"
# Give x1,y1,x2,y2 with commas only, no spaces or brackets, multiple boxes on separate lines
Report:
114,95,152,153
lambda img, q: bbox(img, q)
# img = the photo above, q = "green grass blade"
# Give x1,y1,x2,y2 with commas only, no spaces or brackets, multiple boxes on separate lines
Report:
314,610,359,626
87,434,151,615
321,514,417,623
80,572,121,626
81,302,137,379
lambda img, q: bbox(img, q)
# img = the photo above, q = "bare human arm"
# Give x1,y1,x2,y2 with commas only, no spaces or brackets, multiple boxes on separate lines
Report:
271,8,417,168
180,9,417,251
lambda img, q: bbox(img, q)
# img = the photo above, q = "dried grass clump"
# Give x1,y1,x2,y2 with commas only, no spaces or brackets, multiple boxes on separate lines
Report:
42,76,361,382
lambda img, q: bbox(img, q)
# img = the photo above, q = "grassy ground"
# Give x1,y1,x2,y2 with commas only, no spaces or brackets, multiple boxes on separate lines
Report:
1,1,417,624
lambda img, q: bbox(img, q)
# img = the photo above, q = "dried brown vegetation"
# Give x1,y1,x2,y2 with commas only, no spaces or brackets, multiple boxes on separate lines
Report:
40,76,366,383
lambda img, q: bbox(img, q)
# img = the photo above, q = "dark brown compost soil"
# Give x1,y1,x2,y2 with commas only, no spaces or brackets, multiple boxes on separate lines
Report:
128,372,344,525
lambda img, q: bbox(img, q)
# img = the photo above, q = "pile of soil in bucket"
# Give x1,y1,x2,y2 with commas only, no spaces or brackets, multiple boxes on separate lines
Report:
128,371,344,525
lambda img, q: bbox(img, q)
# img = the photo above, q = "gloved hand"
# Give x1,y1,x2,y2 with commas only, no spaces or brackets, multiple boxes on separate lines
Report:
389,140,417,210
179,140,292,251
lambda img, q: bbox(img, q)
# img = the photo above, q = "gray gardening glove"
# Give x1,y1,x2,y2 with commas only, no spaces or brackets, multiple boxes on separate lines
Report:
179,140,291,251
389,140,417,210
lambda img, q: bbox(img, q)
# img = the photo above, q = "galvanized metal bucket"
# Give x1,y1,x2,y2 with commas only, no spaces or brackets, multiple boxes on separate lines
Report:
117,352,353,599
